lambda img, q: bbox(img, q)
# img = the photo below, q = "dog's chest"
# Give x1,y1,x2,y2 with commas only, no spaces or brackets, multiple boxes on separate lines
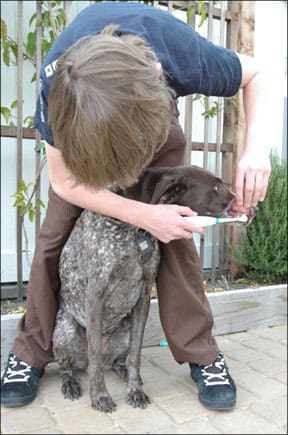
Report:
59,210,160,332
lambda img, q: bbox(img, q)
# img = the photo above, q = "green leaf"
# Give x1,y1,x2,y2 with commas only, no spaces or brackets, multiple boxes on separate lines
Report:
12,197,24,207
35,198,45,209
1,18,7,40
192,94,202,102
201,101,219,118
10,42,18,62
25,31,36,57
197,1,207,28
8,306,26,315
31,71,36,83
28,209,35,222
186,6,193,24
0,106,11,124
24,115,34,128
11,100,17,109
35,18,43,28
228,96,240,110
29,12,37,27
2,44,10,66
34,141,45,153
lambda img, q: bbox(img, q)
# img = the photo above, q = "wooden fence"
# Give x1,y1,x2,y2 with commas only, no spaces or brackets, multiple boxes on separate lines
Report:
0,1,255,300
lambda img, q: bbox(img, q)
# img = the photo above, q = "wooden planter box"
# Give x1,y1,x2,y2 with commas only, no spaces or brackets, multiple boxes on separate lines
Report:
1,284,287,368
143,284,287,346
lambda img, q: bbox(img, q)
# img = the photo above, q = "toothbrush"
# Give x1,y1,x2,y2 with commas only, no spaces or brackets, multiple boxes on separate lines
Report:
183,214,248,227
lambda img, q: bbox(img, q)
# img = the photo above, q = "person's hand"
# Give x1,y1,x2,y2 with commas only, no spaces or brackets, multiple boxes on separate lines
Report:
141,204,204,243
235,149,271,208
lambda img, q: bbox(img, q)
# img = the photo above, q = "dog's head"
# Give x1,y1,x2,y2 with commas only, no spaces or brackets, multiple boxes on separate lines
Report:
139,165,235,216
138,165,256,223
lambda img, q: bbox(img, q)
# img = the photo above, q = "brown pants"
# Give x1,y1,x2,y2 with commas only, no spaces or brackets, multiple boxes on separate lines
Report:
13,110,219,369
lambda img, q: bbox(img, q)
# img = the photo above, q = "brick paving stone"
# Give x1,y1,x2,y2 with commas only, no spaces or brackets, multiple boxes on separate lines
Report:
1,406,56,434
221,342,265,362
249,325,287,341
250,396,287,431
53,405,124,434
208,407,283,434
173,416,222,434
152,392,209,424
247,355,287,376
236,368,287,399
109,398,179,434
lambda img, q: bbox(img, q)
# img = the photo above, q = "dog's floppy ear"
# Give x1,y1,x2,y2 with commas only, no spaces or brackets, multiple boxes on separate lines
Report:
150,176,186,204
139,168,187,204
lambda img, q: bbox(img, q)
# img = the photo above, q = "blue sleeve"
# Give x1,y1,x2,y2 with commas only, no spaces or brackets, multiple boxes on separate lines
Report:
33,78,55,146
196,34,242,97
145,14,242,97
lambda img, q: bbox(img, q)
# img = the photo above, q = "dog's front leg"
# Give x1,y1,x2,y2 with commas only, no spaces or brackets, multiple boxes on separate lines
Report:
126,285,151,409
86,283,116,413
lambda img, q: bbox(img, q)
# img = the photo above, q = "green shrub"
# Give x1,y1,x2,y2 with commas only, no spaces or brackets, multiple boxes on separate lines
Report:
231,151,287,284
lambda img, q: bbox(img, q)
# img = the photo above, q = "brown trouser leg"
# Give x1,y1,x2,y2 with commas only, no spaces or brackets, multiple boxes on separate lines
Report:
12,188,83,368
138,109,219,365
13,104,218,369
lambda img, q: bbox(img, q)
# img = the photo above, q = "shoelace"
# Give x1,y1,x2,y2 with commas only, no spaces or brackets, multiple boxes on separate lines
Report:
201,353,230,386
3,354,32,384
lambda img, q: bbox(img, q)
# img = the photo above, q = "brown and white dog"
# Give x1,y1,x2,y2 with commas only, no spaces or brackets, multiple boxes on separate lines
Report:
52,165,255,412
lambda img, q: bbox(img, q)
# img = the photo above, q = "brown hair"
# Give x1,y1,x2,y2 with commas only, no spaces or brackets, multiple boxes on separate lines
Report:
48,24,175,190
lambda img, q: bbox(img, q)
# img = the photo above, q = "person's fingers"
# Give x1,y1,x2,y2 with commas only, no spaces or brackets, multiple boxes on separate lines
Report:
246,167,271,207
178,206,197,217
183,221,204,236
259,169,271,202
235,167,245,206
243,170,255,208
251,171,264,206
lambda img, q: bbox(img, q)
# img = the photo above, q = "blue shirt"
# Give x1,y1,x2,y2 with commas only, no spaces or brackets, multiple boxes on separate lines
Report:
34,1,242,146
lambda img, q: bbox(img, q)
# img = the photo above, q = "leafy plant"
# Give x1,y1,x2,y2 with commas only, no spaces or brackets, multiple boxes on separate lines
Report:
1,100,35,127
10,144,47,266
8,306,26,315
11,179,46,223
192,93,239,119
231,151,287,284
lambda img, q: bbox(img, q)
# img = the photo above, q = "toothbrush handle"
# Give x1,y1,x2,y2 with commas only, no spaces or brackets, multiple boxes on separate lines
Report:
183,216,218,227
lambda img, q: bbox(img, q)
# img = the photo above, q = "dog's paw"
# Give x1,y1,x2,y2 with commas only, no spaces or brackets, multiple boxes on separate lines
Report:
91,393,117,413
127,388,151,409
112,362,128,380
61,377,82,400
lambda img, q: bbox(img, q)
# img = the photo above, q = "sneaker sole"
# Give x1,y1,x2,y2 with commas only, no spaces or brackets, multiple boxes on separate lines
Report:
198,395,236,411
1,392,37,407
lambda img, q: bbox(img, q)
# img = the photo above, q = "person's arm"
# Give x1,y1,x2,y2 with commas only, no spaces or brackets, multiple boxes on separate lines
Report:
45,143,202,242
234,53,272,210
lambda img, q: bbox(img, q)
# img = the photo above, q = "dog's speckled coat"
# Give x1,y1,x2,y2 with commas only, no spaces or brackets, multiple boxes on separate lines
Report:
52,165,240,412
